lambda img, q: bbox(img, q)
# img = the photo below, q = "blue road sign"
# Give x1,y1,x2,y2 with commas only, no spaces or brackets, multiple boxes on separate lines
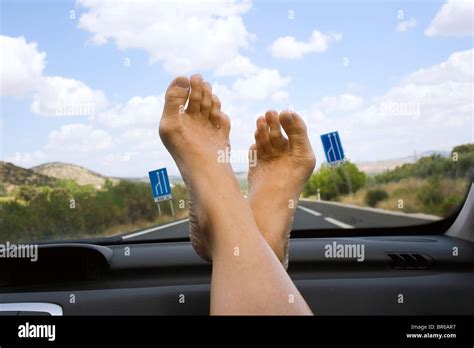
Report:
148,168,172,203
320,131,346,166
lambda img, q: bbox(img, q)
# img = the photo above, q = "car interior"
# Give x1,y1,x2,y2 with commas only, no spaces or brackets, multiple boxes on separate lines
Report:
1,1,473,345
1,182,472,316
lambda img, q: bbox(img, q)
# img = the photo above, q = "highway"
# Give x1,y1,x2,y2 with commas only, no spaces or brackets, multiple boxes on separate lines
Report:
122,200,440,241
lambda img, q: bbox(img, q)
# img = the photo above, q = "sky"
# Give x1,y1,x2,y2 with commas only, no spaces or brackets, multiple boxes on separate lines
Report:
1,0,473,177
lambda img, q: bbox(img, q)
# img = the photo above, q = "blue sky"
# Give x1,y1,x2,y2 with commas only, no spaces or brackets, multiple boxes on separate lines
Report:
1,0,473,176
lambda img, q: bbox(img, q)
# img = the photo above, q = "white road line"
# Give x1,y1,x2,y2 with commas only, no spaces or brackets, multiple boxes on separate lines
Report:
324,217,354,229
122,219,189,240
298,204,354,229
297,205,322,216
299,198,440,220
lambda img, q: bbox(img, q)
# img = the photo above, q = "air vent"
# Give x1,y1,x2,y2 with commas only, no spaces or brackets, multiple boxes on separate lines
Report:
386,253,433,270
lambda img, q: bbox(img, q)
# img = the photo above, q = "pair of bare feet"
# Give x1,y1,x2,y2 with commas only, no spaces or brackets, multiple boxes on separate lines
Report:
159,74,315,270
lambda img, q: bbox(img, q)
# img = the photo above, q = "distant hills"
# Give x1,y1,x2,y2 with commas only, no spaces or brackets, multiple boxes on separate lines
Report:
31,162,119,189
0,161,57,190
355,150,450,174
0,161,120,191
0,161,182,191
0,149,451,191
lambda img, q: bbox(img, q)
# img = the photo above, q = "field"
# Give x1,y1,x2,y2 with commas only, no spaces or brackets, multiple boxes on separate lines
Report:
338,177,468,217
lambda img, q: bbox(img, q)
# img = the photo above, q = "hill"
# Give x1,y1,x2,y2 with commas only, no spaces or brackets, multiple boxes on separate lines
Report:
355,150,450,174
0,161,57,192
32,162,119,189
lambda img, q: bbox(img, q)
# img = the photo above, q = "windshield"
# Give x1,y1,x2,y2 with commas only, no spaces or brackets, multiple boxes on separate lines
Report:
1,0,473,244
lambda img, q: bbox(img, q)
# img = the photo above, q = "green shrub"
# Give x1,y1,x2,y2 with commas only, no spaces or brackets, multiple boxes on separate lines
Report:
304,162,366,200
365,188,389,207
0,180,189,243
15,185,38,202
416,180,444,207
375,144,474,184
440,195,464,217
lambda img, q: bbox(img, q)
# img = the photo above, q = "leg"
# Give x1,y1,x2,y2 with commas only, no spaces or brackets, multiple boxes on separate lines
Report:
159,75,312,315
248,110,316,268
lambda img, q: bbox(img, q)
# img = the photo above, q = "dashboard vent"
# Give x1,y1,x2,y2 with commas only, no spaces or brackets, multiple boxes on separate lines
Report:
387,253,433,270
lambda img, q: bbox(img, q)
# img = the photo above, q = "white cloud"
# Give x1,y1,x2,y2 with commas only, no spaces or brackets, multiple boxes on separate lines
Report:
0,35,46,97
396,18,417,32
7,124,114,169
270,30,342,59
1,35,108,117
98,95,163,128
425,0,474,37
317,94,364,113
78,0,255,75
305,48,473,163
31,76,108,116
213,69,290,104
76,0,293,124
402,48,473,84
44,124,113,152
232,69,290,101
214,55,259,76
117,127,162,151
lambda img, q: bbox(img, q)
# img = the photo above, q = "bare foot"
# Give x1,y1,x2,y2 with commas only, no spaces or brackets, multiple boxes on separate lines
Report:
248,110,316,269
159,75,233,261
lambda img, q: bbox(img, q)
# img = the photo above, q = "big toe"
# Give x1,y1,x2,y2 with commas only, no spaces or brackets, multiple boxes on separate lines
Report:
163,76,190,116
279,110,310,150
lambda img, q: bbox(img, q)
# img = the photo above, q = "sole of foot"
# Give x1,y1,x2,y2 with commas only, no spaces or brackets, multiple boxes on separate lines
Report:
248,110,316,269
159,74,232,261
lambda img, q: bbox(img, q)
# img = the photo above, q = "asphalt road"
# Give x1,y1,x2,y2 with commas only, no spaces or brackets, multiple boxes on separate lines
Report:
122,200,439,241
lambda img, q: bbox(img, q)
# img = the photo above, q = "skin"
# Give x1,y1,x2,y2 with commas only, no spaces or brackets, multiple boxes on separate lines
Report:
159,75,313,315
180,101,316,269
248,110,316,269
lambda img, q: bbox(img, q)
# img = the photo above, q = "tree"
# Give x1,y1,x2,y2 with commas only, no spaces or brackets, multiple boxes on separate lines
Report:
303,162,366,200
16,185,38,202
0,183,6,196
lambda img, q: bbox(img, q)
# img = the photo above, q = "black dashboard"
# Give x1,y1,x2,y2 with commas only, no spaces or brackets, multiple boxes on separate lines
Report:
1,234,473,316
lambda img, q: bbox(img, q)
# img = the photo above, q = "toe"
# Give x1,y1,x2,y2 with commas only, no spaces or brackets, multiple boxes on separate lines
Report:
200,82,212,118
209,94,222,126
265,110,287,149
186,74,203,114
256,116,271,153
254,130,264,155
279,110,310,149
163,76,190,116
219,111,231,135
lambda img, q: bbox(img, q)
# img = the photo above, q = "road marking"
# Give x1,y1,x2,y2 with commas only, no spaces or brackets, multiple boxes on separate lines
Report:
122,219,189,240
299,198,441,221
324,217,354,229
298,204,354,229
297,205,322,216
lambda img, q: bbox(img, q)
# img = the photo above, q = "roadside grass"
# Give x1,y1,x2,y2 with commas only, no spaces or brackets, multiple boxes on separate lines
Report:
0,181,190,243
339,177,469,217
303,195,318,201
0,196,16,203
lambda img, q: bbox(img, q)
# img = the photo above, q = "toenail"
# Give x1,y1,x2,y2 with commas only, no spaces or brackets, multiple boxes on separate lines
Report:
282,112,293,123
176,78,190,89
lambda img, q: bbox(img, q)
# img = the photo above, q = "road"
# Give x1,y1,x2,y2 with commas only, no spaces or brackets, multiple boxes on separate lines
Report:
122,200,439,241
